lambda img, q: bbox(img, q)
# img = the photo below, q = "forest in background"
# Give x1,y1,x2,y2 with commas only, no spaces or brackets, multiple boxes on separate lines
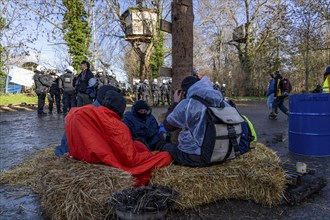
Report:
1,0,329,95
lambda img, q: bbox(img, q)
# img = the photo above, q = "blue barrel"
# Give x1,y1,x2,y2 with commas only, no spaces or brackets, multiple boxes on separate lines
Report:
289,94,330,156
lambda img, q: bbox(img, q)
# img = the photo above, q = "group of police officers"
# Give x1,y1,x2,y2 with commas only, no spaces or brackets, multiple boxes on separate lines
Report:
34,60,229,116
33,61,119,116
132,79,172,106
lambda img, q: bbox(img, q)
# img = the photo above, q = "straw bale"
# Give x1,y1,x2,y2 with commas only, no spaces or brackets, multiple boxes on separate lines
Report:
0,144,57,188
1,144,135,220
34,155,134,220
150,142,286,209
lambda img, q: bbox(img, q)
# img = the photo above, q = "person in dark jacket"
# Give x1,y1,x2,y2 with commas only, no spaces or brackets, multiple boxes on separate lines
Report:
33,65,52,116
48,70,62,114
59,66,76,114
75,61,95,107
122,100,163,151
269,71,289,120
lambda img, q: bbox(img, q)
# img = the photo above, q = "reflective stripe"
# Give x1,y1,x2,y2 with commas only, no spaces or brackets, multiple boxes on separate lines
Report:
323,77,329,93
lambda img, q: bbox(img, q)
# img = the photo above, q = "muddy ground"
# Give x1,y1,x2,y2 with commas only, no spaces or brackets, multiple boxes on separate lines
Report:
0,101,329,220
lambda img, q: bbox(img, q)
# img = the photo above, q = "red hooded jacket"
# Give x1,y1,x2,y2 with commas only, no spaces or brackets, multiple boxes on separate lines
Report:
65,104,172,185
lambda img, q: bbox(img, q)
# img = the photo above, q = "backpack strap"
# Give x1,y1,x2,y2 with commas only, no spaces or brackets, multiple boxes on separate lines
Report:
227,125,241,156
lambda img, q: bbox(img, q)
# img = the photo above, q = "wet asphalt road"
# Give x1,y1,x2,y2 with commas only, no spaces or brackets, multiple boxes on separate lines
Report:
0,101,329,220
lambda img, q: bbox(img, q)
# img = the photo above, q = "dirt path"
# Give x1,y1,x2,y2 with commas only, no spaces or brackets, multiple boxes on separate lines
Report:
0,101,329,220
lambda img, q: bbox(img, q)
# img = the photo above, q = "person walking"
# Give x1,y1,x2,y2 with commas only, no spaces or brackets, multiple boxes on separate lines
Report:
269,71,292,120
266,73,275,109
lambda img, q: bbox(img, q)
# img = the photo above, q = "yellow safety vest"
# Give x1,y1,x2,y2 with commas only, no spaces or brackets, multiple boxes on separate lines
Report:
242,115,257,143
323,76,329,93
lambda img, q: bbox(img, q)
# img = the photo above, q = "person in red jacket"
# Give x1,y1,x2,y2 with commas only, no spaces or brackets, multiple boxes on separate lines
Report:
65,85,172,185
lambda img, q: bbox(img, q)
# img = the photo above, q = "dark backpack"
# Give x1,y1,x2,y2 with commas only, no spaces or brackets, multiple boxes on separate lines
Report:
280,78,292,94
191,96,246,165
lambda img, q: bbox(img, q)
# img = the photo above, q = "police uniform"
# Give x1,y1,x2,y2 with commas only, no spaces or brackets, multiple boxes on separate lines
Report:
160,82,170,105
48,72,62,114
60,70,76,114
33,70,52,115
152,81,160,106
95,70,108,90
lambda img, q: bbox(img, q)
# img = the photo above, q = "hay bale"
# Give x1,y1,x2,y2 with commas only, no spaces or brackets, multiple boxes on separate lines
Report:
150,142,286,209
0,145,57,188
35,156,134,220
1,144,135,220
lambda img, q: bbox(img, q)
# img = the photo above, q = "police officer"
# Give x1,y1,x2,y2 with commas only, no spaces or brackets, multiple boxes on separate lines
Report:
220,83,226,96
107,70,119,88
133,82,139,101
137,80,144,100
75,61,95,107
59,66,76,114
160,80,170,105
213,81,220,91
33,65,52,116
142,79,150,103
48,69,62,114
151,79,160,106
95,68,108,89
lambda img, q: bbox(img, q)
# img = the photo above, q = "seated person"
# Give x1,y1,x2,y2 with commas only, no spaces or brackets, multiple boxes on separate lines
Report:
60,85,172,185
123,100,163,151
160,76,252,167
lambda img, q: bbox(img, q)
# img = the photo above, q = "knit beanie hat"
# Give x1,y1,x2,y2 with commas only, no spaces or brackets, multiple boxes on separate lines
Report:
134,100,149,112
181,76,200,92
97,85,126,117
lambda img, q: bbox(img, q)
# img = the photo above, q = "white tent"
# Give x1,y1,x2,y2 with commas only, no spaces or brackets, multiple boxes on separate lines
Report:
8,66,34,88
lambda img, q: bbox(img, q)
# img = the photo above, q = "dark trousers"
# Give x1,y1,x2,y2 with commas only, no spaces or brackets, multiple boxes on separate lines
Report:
272,96,288,115
160,143,205,167
161,93,170,105
62,90,77,114
37,92,46,114
77,92,92,107
48,91,61,113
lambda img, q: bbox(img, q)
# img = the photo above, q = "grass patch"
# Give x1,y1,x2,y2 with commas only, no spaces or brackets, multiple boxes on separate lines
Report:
0,94,38,105
233,96,267,101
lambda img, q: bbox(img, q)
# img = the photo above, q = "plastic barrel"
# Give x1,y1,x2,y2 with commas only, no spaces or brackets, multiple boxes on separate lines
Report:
289,94,330,156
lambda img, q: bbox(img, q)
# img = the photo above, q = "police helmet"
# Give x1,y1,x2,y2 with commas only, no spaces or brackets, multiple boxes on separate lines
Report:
66,66,75,73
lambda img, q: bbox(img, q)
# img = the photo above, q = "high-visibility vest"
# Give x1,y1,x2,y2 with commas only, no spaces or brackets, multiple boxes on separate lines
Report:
242,115,257,143
323,76,329,93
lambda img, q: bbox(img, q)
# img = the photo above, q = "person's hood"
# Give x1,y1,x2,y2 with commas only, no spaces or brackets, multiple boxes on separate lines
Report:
131,100,152,117
186,76,223,106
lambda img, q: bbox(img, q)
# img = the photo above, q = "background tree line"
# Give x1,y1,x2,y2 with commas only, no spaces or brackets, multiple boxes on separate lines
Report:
1,0,329,95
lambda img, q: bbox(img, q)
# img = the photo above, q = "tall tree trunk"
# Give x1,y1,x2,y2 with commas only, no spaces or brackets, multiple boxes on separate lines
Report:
171,0,194,91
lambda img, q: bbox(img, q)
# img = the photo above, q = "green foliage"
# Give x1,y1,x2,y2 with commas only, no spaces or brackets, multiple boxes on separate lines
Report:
150,30,165,79
0,94,38,105
0,16,6,93
62,0,91,72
